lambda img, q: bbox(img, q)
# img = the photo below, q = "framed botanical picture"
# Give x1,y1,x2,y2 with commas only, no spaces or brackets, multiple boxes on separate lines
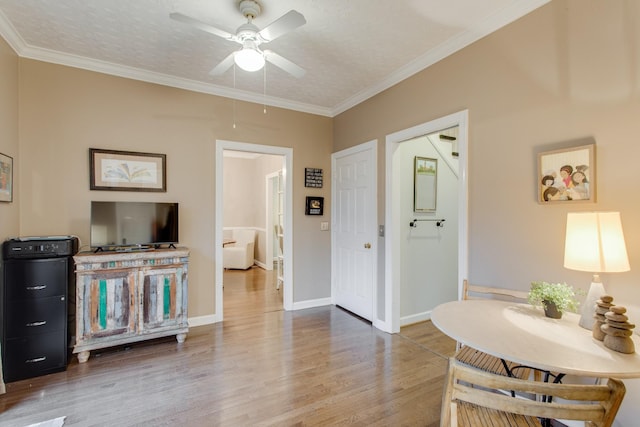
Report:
414,156,437,212
305,196,324,215
90,148,166,192
537,144,595,204
0,152,13,202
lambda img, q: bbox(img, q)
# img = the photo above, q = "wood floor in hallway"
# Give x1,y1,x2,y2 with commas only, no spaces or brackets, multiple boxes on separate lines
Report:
0,267,456,426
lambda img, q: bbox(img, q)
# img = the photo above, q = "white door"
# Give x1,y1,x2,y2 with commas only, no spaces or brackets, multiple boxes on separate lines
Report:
332,142,377,321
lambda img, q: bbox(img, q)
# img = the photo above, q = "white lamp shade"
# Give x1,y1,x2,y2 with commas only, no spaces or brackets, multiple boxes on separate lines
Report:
564,212,630,273
234,47,265,72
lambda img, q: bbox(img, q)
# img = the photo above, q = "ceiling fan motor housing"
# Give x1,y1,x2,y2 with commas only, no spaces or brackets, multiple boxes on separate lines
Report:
239,0,261,20
236,22,261,43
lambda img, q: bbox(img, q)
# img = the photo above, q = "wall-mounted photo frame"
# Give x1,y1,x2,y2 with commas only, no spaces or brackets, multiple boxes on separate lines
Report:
537,144,595,204
414,156,437,212
0,152,13,202
305,196,324,215
90,148,166,192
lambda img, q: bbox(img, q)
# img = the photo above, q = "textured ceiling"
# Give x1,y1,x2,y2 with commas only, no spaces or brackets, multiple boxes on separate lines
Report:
0,0,548,116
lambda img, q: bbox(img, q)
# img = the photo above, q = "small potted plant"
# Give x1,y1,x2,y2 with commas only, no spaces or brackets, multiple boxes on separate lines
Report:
528,281,580,319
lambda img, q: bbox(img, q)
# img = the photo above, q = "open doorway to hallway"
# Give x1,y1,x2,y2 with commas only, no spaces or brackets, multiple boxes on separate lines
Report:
384,110,469,333
395,126,459,326
215,140,294,322
221,149,285,318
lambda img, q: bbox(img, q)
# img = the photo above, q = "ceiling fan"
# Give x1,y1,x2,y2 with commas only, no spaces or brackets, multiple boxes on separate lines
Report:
170,0,306,78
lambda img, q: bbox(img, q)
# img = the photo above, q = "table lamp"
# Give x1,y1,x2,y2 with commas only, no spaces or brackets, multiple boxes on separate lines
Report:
563,212,630,330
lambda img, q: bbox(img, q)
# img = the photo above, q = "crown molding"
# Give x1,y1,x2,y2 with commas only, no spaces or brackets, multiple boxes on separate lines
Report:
18,44,333,117
0,8,26,53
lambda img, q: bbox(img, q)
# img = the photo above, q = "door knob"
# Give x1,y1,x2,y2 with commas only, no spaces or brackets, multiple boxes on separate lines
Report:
364,243,371,249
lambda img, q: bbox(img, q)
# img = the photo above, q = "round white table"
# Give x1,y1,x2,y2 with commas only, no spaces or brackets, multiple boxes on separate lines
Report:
431,299,640,379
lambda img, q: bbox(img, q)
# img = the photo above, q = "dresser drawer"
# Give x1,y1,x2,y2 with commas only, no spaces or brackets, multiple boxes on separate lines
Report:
3,331,67,382
4,258,68,300
5,295,66,338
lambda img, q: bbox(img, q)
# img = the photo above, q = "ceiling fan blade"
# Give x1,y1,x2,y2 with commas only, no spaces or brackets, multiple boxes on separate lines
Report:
264,50,305,78
170,12,236,41
209,52,237,76
258,10,306,42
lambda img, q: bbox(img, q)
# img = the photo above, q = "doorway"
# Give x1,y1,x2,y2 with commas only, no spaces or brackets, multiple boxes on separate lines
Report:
383,110,469,333
215,140,293,322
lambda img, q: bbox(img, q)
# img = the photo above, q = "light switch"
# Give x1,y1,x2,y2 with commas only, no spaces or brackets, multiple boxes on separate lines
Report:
320,222,329,231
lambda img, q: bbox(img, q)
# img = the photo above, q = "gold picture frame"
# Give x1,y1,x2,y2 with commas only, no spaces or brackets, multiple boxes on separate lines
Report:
537,144,595,204
90,148,166,192
414,156,437,212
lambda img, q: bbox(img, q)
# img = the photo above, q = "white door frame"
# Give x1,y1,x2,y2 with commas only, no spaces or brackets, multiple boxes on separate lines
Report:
331,139,378,323
383,110,469,333
215,140,294,319
264,170,281,271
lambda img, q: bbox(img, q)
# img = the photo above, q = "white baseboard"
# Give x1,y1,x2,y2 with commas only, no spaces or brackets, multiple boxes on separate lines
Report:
400,311,431,327
292,297,332,311
188,307,429,328
373,318,394,333
187,299,333,326
188,314,219,327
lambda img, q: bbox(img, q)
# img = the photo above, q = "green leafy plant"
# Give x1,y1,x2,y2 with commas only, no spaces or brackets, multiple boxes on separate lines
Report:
528,281,580,314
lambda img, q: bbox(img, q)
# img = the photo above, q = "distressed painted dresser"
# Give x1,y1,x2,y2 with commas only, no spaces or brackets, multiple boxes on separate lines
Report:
72,248,189,363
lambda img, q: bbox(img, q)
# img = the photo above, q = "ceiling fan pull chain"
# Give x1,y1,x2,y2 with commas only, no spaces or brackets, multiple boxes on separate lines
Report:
263,64,267,114
233,65,237,129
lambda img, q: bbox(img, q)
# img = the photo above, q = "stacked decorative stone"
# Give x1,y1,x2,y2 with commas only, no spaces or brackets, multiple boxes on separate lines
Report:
602,306,635,354
593,295,614,341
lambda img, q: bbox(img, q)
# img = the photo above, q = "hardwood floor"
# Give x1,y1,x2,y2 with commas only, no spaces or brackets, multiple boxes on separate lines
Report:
0,267,456,426
223,266,284,318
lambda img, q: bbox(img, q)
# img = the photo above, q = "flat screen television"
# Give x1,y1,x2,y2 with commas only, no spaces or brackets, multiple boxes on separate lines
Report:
90,201,178,251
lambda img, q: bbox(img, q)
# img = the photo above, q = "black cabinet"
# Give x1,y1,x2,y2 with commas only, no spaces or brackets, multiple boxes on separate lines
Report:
1,238,77,382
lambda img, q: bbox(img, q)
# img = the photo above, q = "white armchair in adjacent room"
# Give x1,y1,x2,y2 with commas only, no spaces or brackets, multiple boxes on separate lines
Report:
223,229,256,270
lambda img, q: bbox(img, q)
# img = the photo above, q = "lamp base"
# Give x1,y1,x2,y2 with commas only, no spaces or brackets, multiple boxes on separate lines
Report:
579,279,606,330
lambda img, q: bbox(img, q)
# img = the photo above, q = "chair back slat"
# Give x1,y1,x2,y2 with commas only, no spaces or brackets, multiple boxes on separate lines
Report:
441,358,626,427
463,279,528,301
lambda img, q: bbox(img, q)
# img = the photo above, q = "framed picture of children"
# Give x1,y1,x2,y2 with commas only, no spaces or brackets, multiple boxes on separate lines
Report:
0,152,13,203
537,144,595,204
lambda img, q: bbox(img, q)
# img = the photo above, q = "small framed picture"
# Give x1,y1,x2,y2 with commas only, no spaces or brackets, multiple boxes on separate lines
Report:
305,196,324,215
537,144,595,203
90,148,166,192
305,168,323,188
0,152,13,203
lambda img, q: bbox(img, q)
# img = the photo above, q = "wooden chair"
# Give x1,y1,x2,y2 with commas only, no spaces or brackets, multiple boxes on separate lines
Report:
454,279,531,380
440,357,625,427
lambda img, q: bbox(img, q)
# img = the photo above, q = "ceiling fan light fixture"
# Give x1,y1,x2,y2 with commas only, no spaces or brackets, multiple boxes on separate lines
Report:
234,46,265,72
170,5,306,77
